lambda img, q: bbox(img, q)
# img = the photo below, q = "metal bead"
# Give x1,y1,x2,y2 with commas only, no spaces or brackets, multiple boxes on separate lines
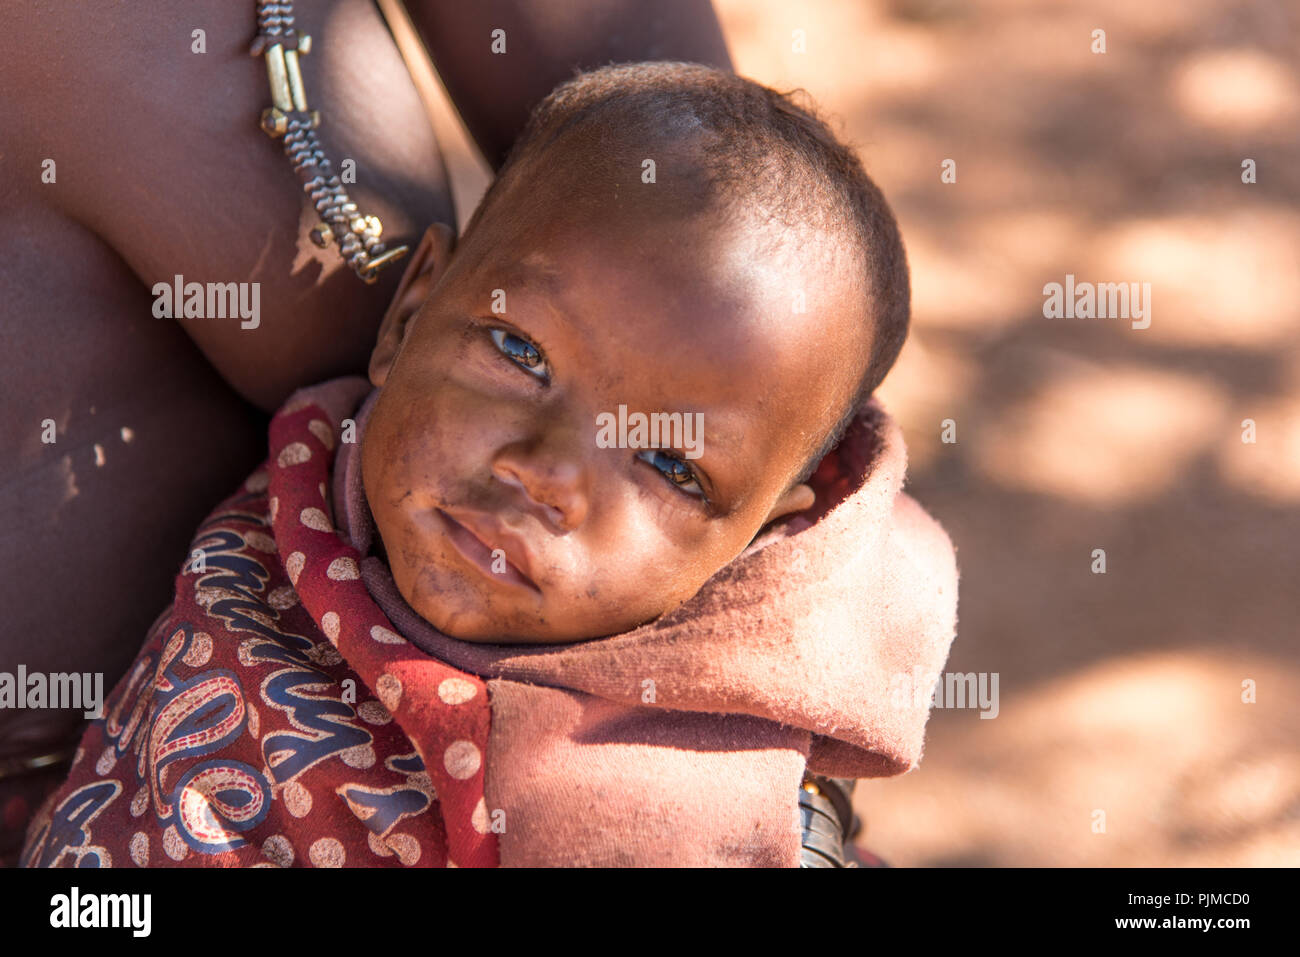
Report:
260,107,288,137
310,224,333,248
360,245,410,280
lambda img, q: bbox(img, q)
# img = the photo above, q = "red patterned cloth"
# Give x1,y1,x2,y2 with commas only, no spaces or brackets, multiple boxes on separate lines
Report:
21,399,497,868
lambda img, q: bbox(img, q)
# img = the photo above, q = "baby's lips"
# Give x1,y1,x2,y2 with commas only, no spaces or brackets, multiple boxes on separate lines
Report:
440,506,540,590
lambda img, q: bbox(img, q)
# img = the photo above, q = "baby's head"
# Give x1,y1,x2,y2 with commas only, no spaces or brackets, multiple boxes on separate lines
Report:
361,62,909,644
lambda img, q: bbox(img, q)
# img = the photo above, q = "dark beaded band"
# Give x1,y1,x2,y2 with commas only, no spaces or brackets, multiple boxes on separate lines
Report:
798,773,861,868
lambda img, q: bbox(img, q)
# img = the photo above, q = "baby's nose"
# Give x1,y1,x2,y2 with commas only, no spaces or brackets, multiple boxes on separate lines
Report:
491,456,588,532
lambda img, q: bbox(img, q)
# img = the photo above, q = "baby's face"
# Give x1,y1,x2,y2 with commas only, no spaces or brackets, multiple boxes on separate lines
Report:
362,157,865,643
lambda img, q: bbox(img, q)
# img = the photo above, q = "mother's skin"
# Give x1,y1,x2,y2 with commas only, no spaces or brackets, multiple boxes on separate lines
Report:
0,0,730,852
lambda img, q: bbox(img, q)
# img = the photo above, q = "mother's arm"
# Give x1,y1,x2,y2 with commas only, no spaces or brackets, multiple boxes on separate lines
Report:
405,0,733,169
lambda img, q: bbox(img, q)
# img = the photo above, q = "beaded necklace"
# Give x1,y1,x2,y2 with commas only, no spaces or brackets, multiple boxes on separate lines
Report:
250,1,408,283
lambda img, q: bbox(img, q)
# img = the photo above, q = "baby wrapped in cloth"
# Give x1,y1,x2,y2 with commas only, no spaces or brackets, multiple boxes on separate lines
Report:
24,61,962,867
22,374,956,868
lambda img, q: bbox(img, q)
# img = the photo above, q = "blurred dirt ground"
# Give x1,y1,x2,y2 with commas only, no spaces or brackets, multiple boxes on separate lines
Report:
407,0,1300,865
717,0,1300,866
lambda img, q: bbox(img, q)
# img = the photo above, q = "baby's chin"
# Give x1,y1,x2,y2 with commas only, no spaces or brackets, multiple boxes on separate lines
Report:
400,560,629,646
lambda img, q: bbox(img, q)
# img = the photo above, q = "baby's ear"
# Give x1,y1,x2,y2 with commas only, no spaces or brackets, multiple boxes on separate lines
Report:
763,482,816,525
369,222,456,387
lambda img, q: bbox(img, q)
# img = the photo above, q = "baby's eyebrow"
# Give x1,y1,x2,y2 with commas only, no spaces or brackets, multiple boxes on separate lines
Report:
661,409,742,462
496,258,565,299
481,260,575,332
696,418,745,462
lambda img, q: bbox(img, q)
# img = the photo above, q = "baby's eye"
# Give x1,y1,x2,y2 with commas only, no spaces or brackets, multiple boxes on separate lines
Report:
489,328,548,381
637,449,706,500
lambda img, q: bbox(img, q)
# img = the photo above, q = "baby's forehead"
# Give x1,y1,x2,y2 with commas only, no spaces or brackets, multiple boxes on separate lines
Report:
481,214,811,335
480,165,845,305
457,144,867,378
472,217,855,433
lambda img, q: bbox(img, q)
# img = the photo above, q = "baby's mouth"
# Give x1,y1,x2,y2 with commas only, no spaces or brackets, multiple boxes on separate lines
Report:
435,508,542,594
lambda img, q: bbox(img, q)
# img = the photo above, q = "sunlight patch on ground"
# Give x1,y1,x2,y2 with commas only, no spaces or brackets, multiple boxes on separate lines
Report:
1172,49,1300,132
1217,392,1300,504
971,362,1227,505
856,651,1300,866
1090,212,1300,349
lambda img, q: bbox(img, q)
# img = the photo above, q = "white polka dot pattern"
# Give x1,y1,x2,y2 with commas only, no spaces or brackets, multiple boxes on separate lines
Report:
299,507,332,532
376,673,403,711
309,837,345,867
326,557,359,580
320,611,340,641
438,677,478,705
260,404,498,867
129,831,149,866
307,419,335,450
277,442,312,467
443,740,481,780
369,625,404,645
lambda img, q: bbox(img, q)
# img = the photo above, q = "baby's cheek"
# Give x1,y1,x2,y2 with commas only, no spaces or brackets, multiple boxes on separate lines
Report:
579,546,691,624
